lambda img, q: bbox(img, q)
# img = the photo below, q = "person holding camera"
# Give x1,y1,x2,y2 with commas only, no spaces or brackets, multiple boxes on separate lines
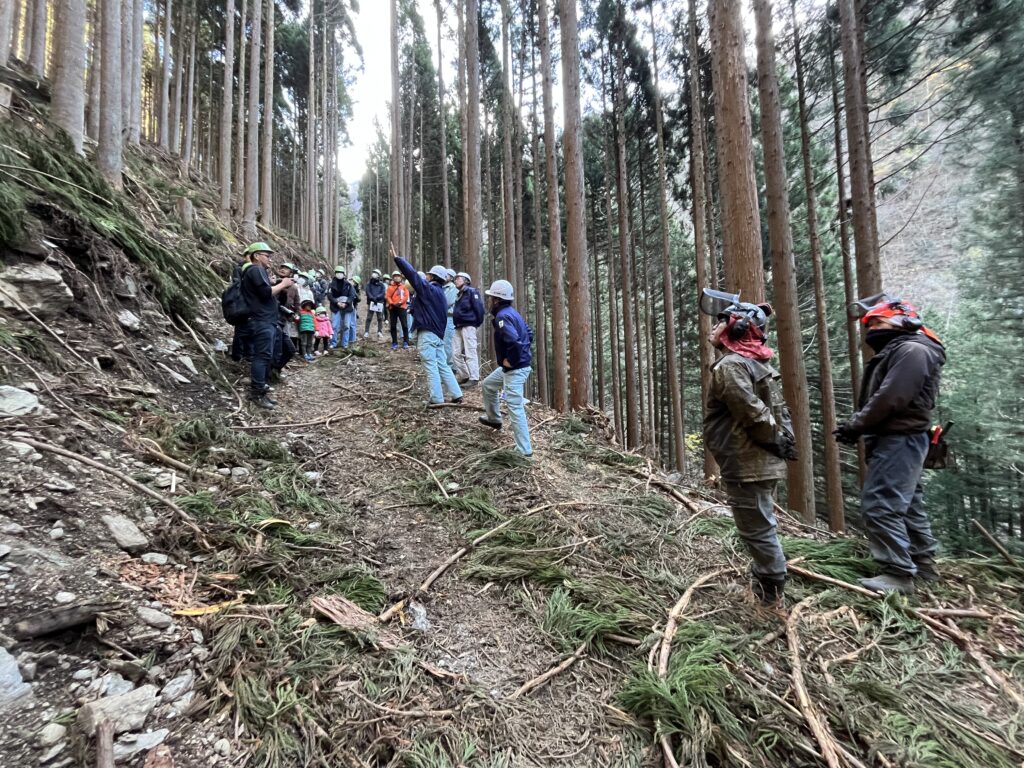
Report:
700,289,798,607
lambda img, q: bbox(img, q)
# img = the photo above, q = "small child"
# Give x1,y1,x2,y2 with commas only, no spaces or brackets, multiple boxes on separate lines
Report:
313,307,333,356
298,300,317,361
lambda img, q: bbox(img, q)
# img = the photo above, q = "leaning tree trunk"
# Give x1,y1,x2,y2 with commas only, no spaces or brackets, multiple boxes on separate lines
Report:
97,0,123,189
52,0,87,155
753,0,815,522
539,0,567,411
793,0,844,531
219,0,236,215
558,0,592,409
648,0,686,472
708,0,764,300
241,0,262,238
259,0,274,225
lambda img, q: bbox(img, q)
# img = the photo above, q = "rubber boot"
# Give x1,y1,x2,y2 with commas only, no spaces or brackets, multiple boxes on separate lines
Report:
859,574,916,595
752,576,786,607
913,557,941,583
478,416,503,430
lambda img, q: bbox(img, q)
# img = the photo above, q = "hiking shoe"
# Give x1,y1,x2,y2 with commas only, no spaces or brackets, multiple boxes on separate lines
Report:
364,332,369,339
465,379,479,389
479,416,503,430
913,558,941,583
456,376,469,384
450,396,463,404
859,574,916,595
377,332,384,340
752,577,786,607
402,343,410,350
249,394,275,410
391,343,398,350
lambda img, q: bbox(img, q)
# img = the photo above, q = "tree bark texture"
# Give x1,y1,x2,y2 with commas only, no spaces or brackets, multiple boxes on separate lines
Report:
260,0,274,224
464,0,483,284
28,0,47,75
435,0,452,266
128,0,143,144
241,0,262,238
98,0,123,189
158,0,173,150
52,0,87,155
219,0,236,215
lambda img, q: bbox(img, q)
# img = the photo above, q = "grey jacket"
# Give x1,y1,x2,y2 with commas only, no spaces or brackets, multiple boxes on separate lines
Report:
703,353,792,483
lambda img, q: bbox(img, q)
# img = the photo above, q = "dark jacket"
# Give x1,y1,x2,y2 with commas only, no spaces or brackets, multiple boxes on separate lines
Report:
491,302,532,371
240,263,278,323
366,278,386,305
703,353,792,483
453,286,485,328
394,257,448,338
850,332,945,436
329,278,356,314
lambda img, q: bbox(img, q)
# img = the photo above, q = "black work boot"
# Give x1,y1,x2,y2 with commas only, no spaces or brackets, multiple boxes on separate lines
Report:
478,416,503,430
913,557,941,583
752,576,786,607
249,391,275,410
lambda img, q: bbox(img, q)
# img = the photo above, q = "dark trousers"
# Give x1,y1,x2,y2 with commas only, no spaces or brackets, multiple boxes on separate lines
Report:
861,433,937,576
389,306,410,345
231,323,253,361
299,331,315,356
365,310,384,333
248,319,276,395
273,325,294,371
723,480,787,580
313,335,330,353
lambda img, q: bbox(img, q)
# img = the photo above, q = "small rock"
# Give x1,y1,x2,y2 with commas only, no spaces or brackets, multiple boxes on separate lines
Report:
0,386,41,418
101,672,135,697
53,591,76,605
48,528,64,541
214,738,232,757
160,670,193,703
0,545,11,559
114,276,138,300
117,310,142,332
113,729,169,762
190,628,204,645
178,356,199,376
407,601,430,632
230,467,250,481
140,553,168,566
137,607,173,630
101,514,148,554
3,440,41,461
306,522,321,532
19,661,37,681
302,471,322,483
0,647,32,709
38,742,66,764
37,722,67,748
212,339,228,353
76,684,158,735
44,478,76,493
215,468,231,477
0,523,25,535
72,669,95,681
153,474,174,489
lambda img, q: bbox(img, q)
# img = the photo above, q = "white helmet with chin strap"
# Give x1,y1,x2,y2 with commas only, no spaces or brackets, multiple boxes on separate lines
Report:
428,265,449,282
485,279,514,301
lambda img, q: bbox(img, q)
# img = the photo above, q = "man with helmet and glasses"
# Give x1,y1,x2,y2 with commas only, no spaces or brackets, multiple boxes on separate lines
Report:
700,289,798,607
835,293,946,595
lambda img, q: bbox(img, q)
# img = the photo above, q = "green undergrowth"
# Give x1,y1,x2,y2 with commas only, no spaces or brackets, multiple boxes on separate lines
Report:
0,120,218,319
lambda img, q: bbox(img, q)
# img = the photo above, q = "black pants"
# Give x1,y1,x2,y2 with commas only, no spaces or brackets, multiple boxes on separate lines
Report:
231,323,253,361
389,306,410,345
248,319,276,395
313,335,330,353
273,325,294,371
365,310,384,333
299,331,315,356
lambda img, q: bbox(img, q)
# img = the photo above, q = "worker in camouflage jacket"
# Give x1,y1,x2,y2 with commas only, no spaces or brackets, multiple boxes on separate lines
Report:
701,289,797,606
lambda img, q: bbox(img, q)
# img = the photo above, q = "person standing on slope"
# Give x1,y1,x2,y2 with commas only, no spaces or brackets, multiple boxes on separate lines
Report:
443,268,458,366
478,280,534,457
835,294,946,595
364,269,387,339
391,245,464,406
452,272,485,387
386,270,411,350
700,289,798,607
239,242,293,409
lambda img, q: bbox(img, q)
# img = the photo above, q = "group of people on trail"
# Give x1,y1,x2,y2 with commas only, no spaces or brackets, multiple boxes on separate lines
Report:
226,240,947,601
224,241,532,457
701,289,946,606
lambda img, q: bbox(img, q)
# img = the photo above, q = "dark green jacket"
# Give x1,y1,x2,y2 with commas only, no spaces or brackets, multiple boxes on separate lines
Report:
703,353,792,483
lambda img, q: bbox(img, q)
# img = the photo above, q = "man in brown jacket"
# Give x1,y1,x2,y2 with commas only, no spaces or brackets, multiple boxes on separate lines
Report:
702,290,797,606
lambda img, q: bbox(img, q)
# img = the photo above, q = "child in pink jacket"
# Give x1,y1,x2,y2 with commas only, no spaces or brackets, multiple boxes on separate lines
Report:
313,308,333,356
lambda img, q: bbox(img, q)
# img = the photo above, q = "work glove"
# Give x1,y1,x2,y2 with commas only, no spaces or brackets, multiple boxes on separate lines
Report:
763,434,799,462
833,422,860,446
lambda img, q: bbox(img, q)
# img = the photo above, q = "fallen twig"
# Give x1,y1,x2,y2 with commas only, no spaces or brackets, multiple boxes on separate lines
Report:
390,451,450,499
787,596,845,768
0,344,77,413
14,601,121,639
96,719,115,768
510,641,588,699
232,407,355,431
174,314,245,414
132,436,225,483
17,437,211,549
349,690,458,719
0,283,93,368
427,401,486,412
971,518,1019,568
626,467,704,516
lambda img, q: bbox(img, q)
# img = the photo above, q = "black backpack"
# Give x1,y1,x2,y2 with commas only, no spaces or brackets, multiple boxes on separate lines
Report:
221,264,251,326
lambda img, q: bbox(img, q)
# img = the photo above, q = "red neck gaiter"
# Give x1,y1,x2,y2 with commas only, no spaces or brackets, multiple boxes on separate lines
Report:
721,321,774,361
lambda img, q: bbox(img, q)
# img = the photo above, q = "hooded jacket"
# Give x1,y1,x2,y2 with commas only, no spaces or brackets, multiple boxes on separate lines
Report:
328,277,356,314
453,285,485,328
366,277,386,305
849,332,945,436
491,302,533,371
703,353,792,483
394,257,448,338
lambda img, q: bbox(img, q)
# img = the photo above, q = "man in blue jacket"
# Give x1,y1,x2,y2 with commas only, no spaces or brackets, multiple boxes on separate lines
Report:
364,269,387,339
391,245,464,406
452,272,484,387
478,279,533,457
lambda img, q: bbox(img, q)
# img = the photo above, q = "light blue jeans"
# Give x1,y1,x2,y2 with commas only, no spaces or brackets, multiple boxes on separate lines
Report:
417,332,463,404
330,310,342,347
342,311,357,348
444,317,455,366
482,366,532,456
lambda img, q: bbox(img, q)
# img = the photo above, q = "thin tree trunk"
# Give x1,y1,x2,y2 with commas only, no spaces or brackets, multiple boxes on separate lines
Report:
219,0,236,215
465,0,483,284
558,0,592,409
709,0,764,299
98,0,123,189
128,0,143,144
28,0,46,75
435,0,452,265
531,65,549,404
120,0,132,132
52,0,87,155
590,194,605,413
390,0,404,253
170,0,185,154
456,0,467,269
241,0,261,237
500,0,517,294
88,2,103,141
260,0,274,224
793,0,845,532
305,9,316,247
235,0,248,214
753,0,815,521
181,4,197,174
649,0,685,471
0,0,15,66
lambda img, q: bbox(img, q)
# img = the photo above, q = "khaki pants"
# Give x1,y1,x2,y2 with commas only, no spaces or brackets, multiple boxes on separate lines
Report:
452,326,480,381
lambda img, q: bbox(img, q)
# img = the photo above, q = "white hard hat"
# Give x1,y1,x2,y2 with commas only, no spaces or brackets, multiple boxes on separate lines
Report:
445,268,457,279
456,272,472,282
371,269,381,278
485,279,514,301
428,265,449,281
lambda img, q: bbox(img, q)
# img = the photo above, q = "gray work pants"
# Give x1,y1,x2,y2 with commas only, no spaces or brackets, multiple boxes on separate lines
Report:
861,433,937,576
723,480,787,580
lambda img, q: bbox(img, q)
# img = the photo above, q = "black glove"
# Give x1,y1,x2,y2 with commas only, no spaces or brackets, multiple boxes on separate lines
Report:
763,435,799,462
833,422,860,446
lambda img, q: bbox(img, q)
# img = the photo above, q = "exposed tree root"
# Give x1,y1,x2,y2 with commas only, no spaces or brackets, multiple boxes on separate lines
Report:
510,641,588,699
